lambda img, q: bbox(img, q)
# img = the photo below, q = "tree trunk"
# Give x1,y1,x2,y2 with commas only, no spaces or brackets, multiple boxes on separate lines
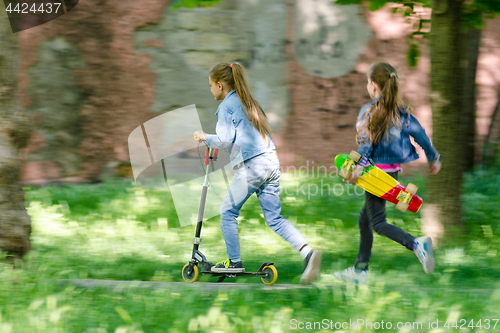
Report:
423,0,465,244
483,90,500,164
0,4,33,258
460,27,481,172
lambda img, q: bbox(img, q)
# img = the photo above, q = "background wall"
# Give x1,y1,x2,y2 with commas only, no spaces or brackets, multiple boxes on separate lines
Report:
16,0,500,183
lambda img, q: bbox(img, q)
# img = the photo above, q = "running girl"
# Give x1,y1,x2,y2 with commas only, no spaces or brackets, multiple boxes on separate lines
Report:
334,62,442,285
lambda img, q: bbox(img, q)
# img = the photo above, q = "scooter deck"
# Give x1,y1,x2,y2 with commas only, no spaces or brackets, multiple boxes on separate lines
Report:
334,154,422,213
201,261,274,277
201,271,269,277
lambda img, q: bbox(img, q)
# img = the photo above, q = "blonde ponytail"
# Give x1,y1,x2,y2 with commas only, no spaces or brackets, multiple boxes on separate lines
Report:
210,62,272,143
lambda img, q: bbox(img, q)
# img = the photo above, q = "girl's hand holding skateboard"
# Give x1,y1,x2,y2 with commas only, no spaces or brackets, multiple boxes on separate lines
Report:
343,164,364,185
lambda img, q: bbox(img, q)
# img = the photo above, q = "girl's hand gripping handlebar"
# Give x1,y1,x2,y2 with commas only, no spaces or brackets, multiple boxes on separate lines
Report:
194,131,217,165
194,130,207,142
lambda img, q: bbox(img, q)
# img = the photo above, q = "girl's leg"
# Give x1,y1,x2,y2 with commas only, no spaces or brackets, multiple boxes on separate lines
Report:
335,189,399,284
336,172,422,283
365,178,434,274
256,166,321,283
334,200,371,284
256,167,307,251
220,164,265,260
367,172,415,250
354,201,373,270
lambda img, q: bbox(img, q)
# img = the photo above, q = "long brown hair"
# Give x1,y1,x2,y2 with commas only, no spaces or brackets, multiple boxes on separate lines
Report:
357,62,408,144
210,62,272,143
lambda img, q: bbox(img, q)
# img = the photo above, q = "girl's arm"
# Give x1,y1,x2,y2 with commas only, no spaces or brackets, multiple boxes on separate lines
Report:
408,114,440,163
205,106,236,149
357,139,373,160
356,135,374,169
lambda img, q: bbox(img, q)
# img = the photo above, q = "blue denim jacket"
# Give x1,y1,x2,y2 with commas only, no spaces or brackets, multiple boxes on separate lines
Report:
206,90,276,168
357,99,439,164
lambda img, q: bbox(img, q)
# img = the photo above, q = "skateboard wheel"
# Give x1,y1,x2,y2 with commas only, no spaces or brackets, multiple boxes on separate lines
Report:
261,265,278,286
406,183,418,194
339,168,351,180
182,263,199,283
396,201,409,213
349,150,361,163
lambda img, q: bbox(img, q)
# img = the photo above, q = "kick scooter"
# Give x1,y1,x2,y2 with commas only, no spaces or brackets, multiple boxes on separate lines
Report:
181,134,278,285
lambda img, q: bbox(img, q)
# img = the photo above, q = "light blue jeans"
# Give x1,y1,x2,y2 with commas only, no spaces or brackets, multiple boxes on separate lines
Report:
220,151,308,259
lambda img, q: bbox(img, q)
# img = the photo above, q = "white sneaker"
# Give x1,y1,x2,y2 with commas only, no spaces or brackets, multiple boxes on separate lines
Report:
300,250,322,284
414,236,435,274
334,267,367,285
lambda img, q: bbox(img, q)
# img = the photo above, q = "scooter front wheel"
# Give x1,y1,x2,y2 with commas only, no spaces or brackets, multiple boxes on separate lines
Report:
182,263,199,283
260,265,278,286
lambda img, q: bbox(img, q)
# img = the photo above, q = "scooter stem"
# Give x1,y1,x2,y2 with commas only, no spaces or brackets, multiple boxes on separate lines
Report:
192,146,215,256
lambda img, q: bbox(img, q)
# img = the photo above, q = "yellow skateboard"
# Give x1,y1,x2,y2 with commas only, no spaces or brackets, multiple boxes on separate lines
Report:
335,151,422,213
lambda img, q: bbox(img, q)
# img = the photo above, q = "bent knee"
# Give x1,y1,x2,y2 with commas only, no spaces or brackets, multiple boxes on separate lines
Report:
265,215,286,228
372,221,388,234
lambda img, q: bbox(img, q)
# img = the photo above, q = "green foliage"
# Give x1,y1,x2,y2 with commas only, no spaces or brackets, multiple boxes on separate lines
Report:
367,0,388,11
170,0,221,10
335,0,499,68
461,6,486,30
1,170,499,331
407,43,420,68
473,0,500,15
483,143,500,169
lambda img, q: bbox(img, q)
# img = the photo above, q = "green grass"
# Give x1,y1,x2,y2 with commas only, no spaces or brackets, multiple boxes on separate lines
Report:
0,169,499,332
169,0,222,10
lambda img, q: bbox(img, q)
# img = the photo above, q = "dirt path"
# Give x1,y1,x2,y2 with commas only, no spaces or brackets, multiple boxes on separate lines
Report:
58,279,494,294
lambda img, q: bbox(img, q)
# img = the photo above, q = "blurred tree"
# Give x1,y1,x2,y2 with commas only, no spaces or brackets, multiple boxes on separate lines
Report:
458,0,500,170
425,1,499,240
0,5,33,258
459,27,481,173
483,90,500,166
336,0,500,241
427,0,466,238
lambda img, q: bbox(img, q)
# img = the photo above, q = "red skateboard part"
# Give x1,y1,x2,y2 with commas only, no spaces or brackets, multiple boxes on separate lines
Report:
381,184,422,213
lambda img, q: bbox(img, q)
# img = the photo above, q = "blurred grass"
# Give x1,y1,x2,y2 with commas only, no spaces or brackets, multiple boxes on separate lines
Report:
0,168,499,332
170,0,222,10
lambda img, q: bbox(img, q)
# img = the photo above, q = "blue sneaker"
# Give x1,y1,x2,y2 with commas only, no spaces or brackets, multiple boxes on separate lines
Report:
414,237,435,274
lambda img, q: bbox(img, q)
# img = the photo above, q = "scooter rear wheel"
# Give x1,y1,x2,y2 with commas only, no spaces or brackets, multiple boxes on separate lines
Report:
182,263,199,283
